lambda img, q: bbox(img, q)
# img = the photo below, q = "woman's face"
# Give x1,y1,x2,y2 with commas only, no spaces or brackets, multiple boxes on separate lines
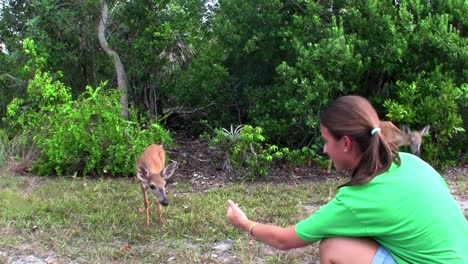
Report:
320,124,355,172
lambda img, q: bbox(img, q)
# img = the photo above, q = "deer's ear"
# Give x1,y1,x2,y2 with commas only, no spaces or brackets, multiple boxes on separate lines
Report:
162,161,178,180
137,165,150,182
402,125,411,135
420,125,430,136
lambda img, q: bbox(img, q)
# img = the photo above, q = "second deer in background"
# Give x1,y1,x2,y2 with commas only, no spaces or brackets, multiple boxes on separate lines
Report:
326,121,430,174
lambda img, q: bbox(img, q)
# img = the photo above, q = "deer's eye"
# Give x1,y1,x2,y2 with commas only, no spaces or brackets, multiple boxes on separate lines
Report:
149,184,156,190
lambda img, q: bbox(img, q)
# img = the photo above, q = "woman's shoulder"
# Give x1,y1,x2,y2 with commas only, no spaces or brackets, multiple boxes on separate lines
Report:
397,152,440,176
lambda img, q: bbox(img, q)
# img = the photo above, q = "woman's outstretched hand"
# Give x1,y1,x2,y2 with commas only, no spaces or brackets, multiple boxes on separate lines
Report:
226,199,248,229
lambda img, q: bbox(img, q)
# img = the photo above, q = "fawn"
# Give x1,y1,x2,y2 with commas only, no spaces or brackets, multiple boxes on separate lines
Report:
326,121,430,174
136,144,178,226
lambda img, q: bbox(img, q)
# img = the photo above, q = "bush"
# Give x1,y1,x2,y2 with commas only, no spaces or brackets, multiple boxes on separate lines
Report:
383,68,465,168
5,76,173,177
3,38,174,177
285,146,319,167
210,125,289,180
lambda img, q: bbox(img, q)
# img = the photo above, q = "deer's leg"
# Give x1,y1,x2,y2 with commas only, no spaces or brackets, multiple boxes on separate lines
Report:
155,198,162,225
327,160,333,174
141,186,150,227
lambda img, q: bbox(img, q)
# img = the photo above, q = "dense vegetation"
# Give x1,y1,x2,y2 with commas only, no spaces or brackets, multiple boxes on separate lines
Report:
0,0,466,178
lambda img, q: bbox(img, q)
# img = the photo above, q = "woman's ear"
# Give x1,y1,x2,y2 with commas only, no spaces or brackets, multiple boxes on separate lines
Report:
342,136,352,152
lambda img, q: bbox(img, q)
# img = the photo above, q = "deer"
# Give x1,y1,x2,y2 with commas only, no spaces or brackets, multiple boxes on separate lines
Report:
136,144,178,226
326,121,430,174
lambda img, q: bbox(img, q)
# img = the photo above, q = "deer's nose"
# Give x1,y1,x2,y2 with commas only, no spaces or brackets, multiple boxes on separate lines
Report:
161,199,169,206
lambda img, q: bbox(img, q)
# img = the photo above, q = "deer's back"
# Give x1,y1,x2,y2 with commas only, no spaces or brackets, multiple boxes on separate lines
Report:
137,144,166,174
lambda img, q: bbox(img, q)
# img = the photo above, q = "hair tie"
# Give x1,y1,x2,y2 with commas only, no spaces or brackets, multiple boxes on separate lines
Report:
371,127,381,136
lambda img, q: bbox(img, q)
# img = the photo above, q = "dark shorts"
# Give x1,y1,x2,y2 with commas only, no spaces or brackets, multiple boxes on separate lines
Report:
371,246,397,264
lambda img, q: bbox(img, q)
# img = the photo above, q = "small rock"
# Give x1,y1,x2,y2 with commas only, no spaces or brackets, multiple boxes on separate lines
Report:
10,255,45,264
213,241,231,252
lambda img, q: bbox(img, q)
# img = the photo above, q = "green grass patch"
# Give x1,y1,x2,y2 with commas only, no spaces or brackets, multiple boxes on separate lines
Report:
1,173,465,263
0,175,340,262
453,173,468,194
0,175,24,192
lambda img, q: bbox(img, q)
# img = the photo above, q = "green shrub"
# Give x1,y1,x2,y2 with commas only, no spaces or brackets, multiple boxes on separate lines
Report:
210,125,289,180
6,79,173,177
285,146,319,167
3,39,174,177
383,68,465,168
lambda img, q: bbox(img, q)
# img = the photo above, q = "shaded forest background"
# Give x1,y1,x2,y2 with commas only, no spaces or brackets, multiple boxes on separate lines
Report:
0,0,466,178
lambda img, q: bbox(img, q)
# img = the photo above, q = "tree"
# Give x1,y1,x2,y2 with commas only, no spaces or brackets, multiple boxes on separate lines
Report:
98,0,129,119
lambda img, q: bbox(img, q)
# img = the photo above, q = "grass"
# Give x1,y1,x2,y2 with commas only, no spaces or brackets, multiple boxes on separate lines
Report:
1,170,466,263
0,174,341,263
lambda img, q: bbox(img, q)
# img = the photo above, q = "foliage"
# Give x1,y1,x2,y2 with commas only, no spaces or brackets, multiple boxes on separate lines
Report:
0,0,104,94
246,0,466,168
248,4,367,147
6,76,173,177
3,38,71,133
383,68,466,168
211,125,289,180
169,41,231,131
3,39,174,177
174,0,287,127
285,145,319,167
0,0,467,173
209,124,245,173
116,0,204,116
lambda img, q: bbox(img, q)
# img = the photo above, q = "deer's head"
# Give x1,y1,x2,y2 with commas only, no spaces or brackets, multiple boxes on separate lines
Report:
402,125,430,156
137,161,178,206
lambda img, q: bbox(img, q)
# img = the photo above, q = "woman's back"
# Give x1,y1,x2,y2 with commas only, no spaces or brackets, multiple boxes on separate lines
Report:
340,152,468,263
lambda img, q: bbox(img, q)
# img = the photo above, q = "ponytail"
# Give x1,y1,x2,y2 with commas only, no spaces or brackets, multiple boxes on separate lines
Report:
320,96,398,187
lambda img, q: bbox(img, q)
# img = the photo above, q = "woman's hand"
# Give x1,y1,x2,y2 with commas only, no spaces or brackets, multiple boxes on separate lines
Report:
226,199,248,229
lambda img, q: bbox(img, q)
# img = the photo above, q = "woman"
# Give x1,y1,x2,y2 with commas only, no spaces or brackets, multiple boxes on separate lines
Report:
226,95,468,263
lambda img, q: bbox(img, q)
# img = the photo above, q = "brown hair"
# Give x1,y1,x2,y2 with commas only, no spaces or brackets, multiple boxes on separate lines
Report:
320,95,399,187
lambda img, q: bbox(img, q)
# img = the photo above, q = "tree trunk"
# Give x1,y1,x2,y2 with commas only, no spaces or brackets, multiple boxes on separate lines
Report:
97,0,129,119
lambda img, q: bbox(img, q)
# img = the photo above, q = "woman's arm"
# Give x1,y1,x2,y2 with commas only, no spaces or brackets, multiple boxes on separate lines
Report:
226,200,310,250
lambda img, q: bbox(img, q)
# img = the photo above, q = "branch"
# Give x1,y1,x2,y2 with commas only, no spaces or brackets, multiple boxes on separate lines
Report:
0,74,25,83
164,102,215,115
98,0,129,119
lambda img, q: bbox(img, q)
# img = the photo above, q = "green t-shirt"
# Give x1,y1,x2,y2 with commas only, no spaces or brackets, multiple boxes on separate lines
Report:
295,152,468,263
